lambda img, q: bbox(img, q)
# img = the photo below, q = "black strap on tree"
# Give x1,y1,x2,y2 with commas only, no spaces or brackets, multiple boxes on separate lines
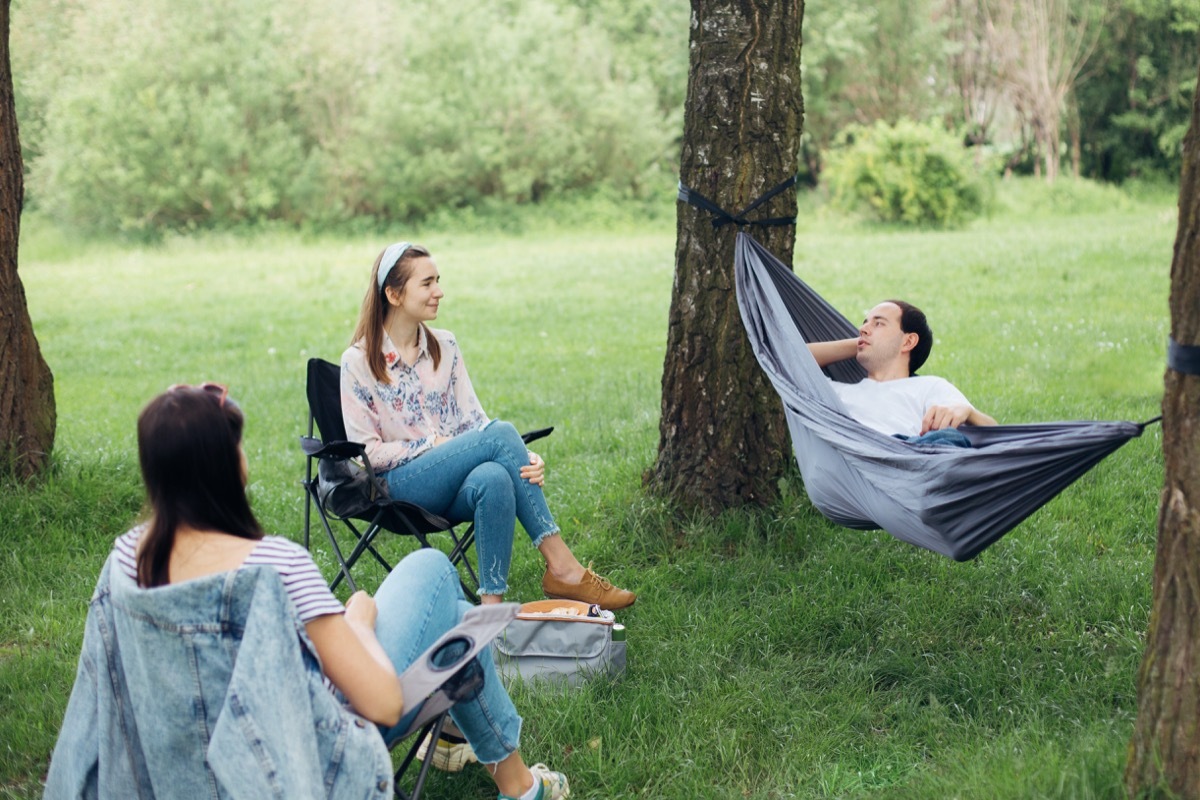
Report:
1137,337,1200,429
1140,336,1200,428
1168,336,1200,377
678,176,797,229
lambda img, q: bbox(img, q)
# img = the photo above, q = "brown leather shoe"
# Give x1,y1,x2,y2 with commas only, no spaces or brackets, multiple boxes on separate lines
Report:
542,566,636,610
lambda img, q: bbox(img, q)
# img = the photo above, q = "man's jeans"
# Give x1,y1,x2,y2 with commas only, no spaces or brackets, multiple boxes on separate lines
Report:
382,421,560,596
894,428,974,448
375,549,523,764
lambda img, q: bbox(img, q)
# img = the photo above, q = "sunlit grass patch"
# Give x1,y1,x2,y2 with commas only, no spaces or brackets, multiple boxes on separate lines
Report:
4,182,1174,798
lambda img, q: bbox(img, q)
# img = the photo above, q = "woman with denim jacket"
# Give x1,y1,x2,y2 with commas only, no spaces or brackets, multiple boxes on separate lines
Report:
46,385,569,800
340,242,636,611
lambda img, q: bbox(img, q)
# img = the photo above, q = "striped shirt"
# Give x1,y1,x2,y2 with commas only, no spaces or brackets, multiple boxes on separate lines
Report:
113,526,344,623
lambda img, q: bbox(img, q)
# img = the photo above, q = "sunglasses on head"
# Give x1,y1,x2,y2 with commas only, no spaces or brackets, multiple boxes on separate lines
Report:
168,382,229,408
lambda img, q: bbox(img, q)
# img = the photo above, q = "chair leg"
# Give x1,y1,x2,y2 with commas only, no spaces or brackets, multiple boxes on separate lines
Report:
306,483,360,594
303,422,316,551
303,482,312,552
321,508,407,593
446,524,479,603
303,467,316,553
332,523,388,592
392,712,450,800
312,497,393,594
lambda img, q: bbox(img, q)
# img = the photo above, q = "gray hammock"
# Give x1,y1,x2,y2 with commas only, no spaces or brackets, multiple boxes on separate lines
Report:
734,231,1152,560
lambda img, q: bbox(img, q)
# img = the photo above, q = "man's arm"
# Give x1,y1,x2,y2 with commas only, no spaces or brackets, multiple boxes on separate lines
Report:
808,338,858,367
921,404,998,434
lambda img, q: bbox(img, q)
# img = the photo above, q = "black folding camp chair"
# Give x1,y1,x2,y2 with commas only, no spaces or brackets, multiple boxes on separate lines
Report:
300,358,551,600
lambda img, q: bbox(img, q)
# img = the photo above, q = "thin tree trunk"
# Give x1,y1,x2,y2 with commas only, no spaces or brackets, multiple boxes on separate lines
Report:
646,0,803,511
0,0,55,480
1068,94,1082,178
1126,62,1200,798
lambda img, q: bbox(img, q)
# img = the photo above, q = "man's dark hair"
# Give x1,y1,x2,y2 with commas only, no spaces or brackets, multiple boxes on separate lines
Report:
886,299,932,375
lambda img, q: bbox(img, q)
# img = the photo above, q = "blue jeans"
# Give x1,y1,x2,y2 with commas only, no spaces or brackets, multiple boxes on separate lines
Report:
374,549,522,764
894,428,974,448
382,421,560,596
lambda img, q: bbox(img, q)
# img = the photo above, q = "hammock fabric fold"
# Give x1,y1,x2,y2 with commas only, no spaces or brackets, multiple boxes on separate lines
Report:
734,231,1148,560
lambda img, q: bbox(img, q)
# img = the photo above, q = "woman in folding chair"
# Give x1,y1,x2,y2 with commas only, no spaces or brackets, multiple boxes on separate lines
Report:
46,385,568,800
341,241,636,611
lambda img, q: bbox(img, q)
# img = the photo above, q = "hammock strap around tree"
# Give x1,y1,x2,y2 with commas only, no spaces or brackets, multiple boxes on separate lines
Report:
1168,336,1200,376
677,176,798,229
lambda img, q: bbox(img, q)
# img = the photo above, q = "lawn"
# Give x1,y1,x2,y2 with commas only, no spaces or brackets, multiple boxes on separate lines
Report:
1,179,1175,798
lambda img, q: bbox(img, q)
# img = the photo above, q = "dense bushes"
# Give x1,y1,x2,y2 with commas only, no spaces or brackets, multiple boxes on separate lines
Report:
14,0,682,235
13,0,1187,236
823,119,989,227
29,0,311,233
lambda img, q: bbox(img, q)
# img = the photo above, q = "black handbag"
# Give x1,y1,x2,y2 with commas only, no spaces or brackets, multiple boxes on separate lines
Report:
317,457,387,518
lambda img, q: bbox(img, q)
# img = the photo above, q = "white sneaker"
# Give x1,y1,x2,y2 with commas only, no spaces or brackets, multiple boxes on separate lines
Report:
415,731,477,772
527,763,570,800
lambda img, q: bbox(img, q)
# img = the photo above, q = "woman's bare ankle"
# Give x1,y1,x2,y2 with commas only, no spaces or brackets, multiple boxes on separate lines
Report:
537,536,585,581
489,751,532,796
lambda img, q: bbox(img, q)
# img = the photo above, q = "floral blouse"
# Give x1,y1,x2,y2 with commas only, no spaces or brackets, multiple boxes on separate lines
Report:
340,326,489,473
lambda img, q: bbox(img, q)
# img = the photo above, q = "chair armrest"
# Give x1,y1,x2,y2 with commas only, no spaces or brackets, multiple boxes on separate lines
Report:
300,436,367,460
396,604,519,726
521,427,554,445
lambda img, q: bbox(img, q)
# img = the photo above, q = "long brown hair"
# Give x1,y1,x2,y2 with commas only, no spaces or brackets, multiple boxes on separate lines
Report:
351,243,442,383
135,386,263,587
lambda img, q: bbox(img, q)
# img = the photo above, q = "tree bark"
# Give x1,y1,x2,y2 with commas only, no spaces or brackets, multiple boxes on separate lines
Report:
646,0,803,511
0,0,55,480
1000,0,1105,185
1126,62,1200,798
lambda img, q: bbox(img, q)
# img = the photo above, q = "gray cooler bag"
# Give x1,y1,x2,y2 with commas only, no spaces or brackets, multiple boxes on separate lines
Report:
492,600,626,687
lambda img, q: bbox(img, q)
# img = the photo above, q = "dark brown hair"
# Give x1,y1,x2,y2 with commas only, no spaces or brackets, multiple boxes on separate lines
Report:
351,244,442,383
885,299,933,375
135,386,262,587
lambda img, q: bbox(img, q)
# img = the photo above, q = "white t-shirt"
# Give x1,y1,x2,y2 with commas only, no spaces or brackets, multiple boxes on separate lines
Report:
829,376,971,437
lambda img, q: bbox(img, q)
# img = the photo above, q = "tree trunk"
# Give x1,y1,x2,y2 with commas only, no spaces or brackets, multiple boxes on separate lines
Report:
646,0,803,511
0,0,55,480
1126,63,1200,798
1068,94,1082,178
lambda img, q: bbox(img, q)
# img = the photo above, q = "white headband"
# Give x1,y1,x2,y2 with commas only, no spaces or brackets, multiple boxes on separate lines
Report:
376,241,412,291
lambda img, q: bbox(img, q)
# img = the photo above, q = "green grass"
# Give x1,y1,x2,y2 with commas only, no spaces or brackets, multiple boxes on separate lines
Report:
1,179,1174,798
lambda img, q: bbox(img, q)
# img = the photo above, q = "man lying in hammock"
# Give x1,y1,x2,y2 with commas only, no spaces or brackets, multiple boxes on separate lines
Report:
807,300,997,445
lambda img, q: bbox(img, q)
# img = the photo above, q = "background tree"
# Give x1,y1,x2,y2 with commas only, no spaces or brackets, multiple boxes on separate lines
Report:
797,0,876,181
1006,0,1108,181
1125,61,1200,797
1076,0,1199,181
799,0,949,182
0,0,54,479
941,0,1011,155
645,0,803,510
566,0,690,138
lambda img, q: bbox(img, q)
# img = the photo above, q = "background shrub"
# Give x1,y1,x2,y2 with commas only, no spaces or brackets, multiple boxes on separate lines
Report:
824,119,990,227
16,0,680,236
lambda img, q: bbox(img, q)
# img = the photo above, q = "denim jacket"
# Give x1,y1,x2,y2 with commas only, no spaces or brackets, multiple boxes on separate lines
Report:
44,555,393,799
